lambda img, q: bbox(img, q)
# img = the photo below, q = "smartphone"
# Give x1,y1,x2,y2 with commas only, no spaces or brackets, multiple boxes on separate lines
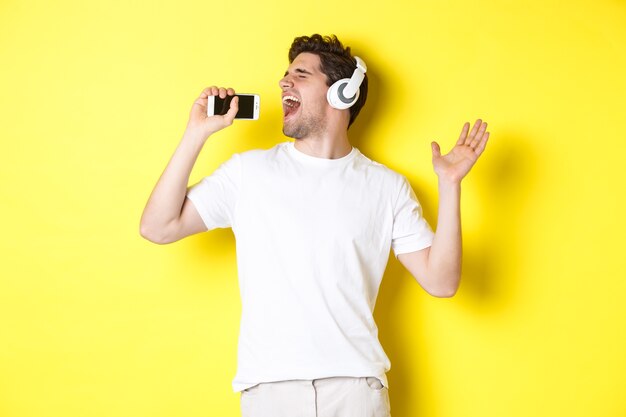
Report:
207,94,260,120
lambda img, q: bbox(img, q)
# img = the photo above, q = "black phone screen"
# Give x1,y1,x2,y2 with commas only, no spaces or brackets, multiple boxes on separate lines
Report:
213,95,256,119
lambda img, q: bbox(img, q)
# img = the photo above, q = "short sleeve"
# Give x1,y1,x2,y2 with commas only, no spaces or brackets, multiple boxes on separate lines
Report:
391,176,435,257
186,153,241,230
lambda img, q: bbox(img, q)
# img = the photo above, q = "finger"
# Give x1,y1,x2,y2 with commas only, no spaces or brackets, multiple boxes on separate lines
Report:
456,122,470,146
465,118,482,146
470,122,488,148
223,96,239,124
431,141,441,158
226,87,235,96
193,89,211,105
193,97,208,107
198,87,211,99
474,132,489,156
218,87,227,99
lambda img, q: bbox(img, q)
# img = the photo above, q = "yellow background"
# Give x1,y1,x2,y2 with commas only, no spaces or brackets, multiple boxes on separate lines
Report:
1,0,625,416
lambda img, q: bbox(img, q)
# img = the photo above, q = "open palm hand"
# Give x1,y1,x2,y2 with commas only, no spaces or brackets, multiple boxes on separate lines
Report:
432,119,490,184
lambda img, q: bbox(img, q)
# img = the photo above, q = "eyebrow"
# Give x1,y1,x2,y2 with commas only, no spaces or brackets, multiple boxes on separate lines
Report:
284,68,314,76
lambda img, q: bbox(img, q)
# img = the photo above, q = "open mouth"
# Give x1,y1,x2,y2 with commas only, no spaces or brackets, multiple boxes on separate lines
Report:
282,95,301,119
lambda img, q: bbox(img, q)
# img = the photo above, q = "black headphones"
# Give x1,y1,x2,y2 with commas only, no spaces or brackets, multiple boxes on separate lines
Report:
326,56,367,109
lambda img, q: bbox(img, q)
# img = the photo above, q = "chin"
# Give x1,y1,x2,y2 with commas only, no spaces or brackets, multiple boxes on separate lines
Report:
282,126,304,140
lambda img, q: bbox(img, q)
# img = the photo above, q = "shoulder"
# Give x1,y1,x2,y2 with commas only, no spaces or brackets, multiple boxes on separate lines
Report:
237,141,289,162
353,149,407,185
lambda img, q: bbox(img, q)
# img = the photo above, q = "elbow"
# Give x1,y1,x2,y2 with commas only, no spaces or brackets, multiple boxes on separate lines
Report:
431,287,458,298
425,274,460,298
139,222,174,245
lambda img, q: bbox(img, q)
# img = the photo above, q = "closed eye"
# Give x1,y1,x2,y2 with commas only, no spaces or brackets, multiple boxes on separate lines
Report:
282,67,313,80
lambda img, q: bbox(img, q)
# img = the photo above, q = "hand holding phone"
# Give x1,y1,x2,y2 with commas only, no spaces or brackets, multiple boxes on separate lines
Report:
187,86,241,139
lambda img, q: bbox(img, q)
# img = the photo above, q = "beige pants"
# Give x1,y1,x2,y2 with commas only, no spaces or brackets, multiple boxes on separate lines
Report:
240,376,391,417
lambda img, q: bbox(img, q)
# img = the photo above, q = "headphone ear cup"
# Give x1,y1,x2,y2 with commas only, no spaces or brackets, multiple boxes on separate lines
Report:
327,78,359,110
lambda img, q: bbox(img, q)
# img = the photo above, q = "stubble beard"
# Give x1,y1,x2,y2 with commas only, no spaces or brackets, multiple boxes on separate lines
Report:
283,111,325,140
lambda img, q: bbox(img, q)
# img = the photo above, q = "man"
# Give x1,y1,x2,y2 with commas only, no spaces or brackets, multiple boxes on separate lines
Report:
140,34,489,417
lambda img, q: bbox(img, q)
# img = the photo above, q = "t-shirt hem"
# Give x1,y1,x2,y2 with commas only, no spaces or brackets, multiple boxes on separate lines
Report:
233,371,390,393
393,238,434,259
185,193,213,230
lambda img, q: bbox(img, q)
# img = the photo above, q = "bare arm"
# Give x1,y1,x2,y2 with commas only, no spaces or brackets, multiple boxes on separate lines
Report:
398,119,490,297
139,86,239,244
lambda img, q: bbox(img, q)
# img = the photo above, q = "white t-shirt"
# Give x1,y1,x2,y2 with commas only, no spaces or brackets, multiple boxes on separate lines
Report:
186,141,434,393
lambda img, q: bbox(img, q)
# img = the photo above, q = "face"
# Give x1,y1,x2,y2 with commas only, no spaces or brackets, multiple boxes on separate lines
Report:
278,53,330,139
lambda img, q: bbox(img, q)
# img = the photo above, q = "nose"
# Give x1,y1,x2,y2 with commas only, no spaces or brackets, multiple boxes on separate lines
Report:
279,74,293,90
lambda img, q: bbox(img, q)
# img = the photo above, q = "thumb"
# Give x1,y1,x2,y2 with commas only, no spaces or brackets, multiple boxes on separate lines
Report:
431,141,441,158
223,96,239,124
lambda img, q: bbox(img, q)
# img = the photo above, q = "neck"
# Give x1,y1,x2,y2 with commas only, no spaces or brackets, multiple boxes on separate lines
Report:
293,134,352,159
293,111,352,159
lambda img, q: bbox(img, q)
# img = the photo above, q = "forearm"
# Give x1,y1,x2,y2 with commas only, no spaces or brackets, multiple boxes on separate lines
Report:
427,180,462,296
140,129,207,237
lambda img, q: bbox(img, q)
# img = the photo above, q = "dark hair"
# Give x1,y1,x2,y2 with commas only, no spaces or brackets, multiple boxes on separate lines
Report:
288,34,367,128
